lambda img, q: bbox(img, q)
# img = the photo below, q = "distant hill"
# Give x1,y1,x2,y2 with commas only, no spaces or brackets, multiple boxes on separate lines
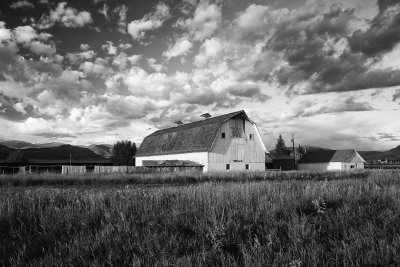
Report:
0,140,34,149
0,140,64,149
20,145,107,162
359,145,400,161
303,146,333,152
0,144,108,164
88,144,112,158
269,145,400,161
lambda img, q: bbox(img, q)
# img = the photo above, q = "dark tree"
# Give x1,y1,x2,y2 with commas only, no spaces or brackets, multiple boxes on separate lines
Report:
5,149,28,164
298,144,306,156
111,141,137,166
275,134,287,155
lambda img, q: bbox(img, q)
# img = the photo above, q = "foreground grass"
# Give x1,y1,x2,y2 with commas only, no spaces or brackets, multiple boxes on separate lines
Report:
0,170,400,266
0,170,370,186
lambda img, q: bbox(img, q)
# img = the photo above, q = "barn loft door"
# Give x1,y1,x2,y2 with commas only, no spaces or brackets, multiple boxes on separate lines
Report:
230,117,244,138
231,138,245,161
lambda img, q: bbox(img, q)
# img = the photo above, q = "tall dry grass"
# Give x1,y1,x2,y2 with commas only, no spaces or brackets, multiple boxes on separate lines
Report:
0,170,370,186
0,170,399,266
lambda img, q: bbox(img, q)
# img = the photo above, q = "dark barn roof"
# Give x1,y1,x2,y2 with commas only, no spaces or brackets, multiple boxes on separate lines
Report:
136,110,252,157
142,160,204,167
298,149,365,164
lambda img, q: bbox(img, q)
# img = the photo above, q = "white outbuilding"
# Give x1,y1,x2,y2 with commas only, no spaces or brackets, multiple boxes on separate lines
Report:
298,149,366,171
135,110,267,172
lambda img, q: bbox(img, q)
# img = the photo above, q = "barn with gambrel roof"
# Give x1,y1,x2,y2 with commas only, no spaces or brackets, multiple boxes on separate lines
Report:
136,110,267,172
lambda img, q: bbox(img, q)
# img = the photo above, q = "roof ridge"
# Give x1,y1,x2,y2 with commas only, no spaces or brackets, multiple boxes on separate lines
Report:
149,110,244,136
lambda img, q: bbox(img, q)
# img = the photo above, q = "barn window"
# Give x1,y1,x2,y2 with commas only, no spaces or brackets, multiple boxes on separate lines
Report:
249,134,254,140
222,132,226,138
245,164,249,170
350,165,354,169
226,164,230,170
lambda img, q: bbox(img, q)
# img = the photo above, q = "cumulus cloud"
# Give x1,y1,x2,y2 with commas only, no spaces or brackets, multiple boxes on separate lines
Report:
80,43,90,51
28,41,56,55
194,37,222,67
79,61,108,76
118,43,132,50
180,2,222,41
44,70,92,100
66,50,96,64
163,37,193,60
38,2,93,29
112,53,141,70
127,2,170,41
147,58,164,72
234,4,288,41
10,0,34,9
102,41,117,55
14,25,37,43
13,26,56,55
0,22,12,42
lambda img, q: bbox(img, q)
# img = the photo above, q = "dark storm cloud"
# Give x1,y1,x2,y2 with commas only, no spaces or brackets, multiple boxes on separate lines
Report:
377,0,400,12
349,1,400,56
270,3,400,93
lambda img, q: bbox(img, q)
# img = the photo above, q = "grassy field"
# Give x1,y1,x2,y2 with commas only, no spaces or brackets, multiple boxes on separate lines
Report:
1,170,400,266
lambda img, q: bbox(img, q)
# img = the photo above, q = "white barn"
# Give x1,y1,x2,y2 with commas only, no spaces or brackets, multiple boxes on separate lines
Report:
298,149,366,171
136,110,267,172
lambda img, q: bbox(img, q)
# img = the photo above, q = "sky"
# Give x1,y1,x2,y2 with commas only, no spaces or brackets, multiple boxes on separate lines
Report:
0,0,399,151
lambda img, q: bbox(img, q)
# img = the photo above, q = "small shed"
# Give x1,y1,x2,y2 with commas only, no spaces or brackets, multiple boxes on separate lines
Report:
298,149,365,171
142,160,204,172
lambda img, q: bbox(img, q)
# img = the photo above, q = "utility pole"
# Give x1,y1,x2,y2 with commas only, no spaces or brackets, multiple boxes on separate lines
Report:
291,133,296,170
69,153,72,166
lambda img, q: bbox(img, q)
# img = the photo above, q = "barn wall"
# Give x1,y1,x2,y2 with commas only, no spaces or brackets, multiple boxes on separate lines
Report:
298,162,342,171
136,152,209,171
208,119,266,171
298,163,329,171
208,162,265,171
341,162,364,170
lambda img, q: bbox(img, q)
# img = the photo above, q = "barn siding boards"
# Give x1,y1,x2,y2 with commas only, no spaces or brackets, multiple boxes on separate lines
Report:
298,162,341,171
208,119,266,170
208,163,265,171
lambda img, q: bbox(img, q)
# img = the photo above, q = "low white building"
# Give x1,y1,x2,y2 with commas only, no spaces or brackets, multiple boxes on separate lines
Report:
298,149,366,171
136,110,267,172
